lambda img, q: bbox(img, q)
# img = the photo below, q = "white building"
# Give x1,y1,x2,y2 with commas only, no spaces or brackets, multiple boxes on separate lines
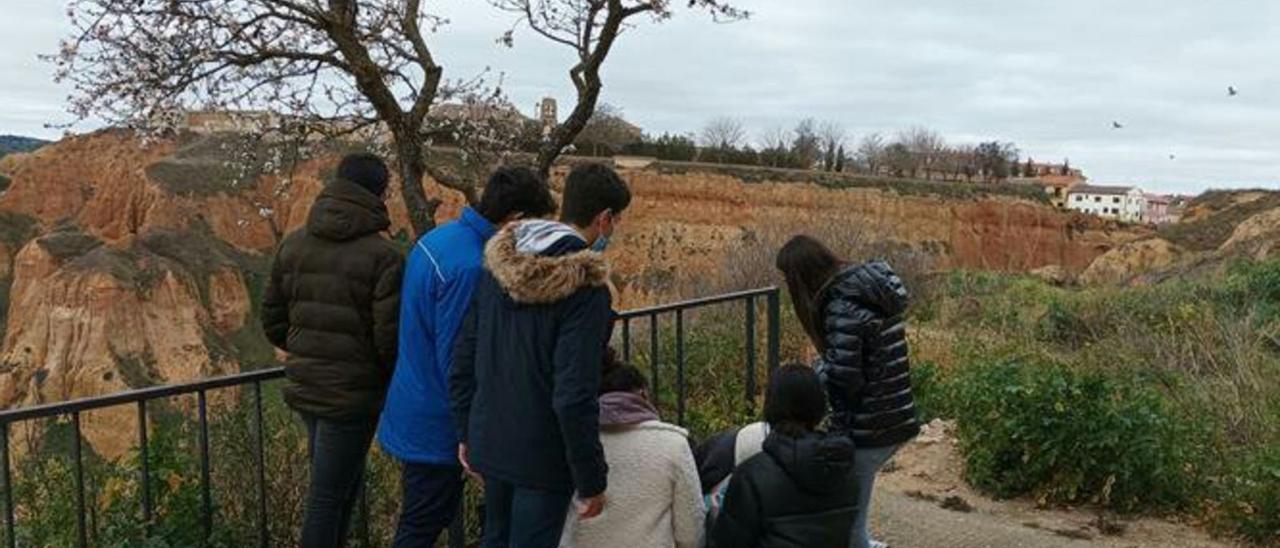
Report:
1066,185,1146,223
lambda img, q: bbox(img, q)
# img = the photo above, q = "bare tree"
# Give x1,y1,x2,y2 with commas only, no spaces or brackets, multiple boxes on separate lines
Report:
898,126,945,179
758,126,795,168
759,126,791,152
52,0,745,237
574,103,642,156
497,0,748,178
855,133,886,175
699,117,748,150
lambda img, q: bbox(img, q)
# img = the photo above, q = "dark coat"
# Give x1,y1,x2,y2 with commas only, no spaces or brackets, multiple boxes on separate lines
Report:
449,221,613,497
707,431,858,548
262,179,404,419
815,261,920,448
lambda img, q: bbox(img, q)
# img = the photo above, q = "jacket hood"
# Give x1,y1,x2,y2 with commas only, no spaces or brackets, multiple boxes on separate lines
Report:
821,260,909,316
483,220,609,304
763,431,855,495
306,178,391,242
598,391,660,427
514,219,584,254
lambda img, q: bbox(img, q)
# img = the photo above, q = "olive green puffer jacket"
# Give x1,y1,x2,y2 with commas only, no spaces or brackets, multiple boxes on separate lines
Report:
262,178,404,419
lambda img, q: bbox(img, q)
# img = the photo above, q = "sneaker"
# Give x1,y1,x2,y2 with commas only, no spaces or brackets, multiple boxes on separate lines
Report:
870,541,890,548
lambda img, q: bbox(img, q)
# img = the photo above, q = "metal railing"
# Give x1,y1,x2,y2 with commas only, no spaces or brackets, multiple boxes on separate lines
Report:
0,287,781,547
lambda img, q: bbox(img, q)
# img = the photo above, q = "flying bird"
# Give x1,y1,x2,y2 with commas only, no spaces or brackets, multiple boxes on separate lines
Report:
1112,121,1124,129
1169,154,1177,160
1228,86,1239,97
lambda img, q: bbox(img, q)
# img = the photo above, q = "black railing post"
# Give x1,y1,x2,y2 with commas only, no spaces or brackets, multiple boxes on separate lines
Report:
745,296,758,407
622,318,632,362
138,400,152,537
675,309,686,425
767,289,782,372
73,412,87,548
197,390,212,543
2,421,14,548
254,382,268,548
649,314,660,406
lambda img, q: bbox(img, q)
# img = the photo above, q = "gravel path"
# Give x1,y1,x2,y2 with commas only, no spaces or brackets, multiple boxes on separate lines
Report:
872,489,1104,548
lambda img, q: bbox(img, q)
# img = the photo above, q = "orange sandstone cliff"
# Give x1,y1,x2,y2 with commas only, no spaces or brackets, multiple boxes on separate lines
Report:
0,130,1144,434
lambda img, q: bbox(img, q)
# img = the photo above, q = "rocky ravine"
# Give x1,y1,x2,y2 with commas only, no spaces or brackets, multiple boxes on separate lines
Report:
0,130,1144,456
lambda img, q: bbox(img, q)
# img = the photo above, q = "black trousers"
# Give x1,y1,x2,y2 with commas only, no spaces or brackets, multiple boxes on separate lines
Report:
299,413,378,548
393,461,466,548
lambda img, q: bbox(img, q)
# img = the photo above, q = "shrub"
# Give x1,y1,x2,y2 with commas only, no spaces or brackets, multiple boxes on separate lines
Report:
1214,445,1280,545
908,361,950,423
950,358,1206,512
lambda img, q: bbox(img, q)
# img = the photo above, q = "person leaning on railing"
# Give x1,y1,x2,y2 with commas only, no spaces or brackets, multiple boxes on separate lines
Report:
261,153,404,548
449,163,632,548
776,235,921,548
376,166,556,548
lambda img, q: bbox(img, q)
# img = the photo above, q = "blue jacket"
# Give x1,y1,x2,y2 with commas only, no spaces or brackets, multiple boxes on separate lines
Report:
378,207,496,464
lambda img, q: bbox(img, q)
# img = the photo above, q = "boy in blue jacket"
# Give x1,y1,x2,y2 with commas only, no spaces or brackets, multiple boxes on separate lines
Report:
378,167,555,548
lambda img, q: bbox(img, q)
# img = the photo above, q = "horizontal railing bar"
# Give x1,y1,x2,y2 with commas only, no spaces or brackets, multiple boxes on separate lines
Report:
0,368,286,423
617,287,778,320
0,287,781,424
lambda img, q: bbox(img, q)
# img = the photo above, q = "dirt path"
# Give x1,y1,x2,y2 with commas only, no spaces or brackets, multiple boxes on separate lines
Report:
869,420,1240,548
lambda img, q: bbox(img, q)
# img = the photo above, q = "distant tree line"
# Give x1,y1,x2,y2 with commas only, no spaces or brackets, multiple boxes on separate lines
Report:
559,111,1040,184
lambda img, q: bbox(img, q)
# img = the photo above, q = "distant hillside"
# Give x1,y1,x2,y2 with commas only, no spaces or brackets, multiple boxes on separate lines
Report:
0,135,50,159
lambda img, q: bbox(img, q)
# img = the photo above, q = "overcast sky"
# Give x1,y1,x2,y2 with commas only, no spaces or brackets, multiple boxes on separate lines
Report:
2,0,1278,195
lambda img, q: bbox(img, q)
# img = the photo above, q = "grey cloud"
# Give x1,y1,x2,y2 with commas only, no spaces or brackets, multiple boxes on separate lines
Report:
2,0,1278,194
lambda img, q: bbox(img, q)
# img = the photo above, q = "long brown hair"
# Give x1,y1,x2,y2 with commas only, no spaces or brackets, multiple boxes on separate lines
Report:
776,235,845,351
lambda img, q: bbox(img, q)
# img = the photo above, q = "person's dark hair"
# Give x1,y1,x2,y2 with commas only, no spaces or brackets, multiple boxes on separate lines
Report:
337,152,390,198
599,347,647,395
477,167,557,224
763,363,827,436
560,163,631,227
776,235,846,351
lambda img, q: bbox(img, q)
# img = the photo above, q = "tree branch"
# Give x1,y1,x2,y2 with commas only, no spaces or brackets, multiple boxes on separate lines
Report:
404,0,444,125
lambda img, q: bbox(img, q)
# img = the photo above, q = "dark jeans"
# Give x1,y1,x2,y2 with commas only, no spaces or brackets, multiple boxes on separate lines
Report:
481,479,573,548
393,462,466,548
300,413,378,548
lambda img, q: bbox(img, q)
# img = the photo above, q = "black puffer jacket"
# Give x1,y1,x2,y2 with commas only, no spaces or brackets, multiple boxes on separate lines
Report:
707,431,858,548
815,261,920,448
262,179,404,419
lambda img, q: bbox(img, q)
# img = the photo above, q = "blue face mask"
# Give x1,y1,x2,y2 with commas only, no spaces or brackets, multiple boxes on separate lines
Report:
591,235,611,252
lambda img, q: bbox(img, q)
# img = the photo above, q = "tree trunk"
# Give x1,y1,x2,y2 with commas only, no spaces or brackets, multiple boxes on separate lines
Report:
394,134,440,238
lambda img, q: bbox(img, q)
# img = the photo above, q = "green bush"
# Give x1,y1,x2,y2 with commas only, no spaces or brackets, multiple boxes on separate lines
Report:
908,361,949,423
949,359,1206,512
1214,446,1280,545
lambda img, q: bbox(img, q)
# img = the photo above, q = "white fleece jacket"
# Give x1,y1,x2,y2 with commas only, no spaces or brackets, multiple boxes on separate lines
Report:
559,420,706,548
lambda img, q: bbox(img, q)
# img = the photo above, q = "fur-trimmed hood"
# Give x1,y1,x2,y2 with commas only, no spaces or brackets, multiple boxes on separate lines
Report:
484,220,609,304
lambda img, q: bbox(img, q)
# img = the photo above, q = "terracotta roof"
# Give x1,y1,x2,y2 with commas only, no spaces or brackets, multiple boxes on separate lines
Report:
1039,174,1084,188
1067,184,1135,196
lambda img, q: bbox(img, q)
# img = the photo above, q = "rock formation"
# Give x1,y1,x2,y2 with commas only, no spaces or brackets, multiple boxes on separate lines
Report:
0,129,1149,456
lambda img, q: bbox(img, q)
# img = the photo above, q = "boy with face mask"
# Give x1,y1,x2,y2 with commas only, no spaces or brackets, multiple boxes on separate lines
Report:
450,163,631,548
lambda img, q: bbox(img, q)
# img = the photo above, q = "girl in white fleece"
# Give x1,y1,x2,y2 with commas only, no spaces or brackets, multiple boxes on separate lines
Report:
559,356,706,548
